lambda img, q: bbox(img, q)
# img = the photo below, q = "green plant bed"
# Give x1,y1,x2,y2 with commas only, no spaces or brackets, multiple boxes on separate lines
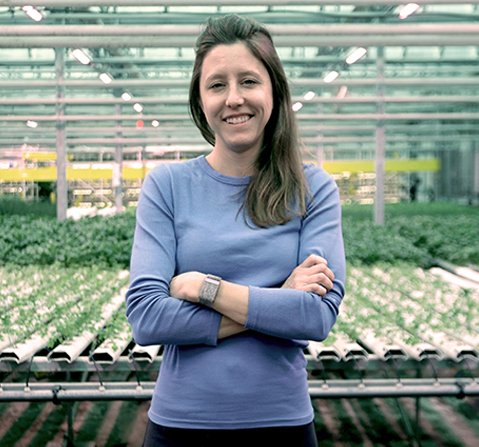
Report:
342,202,479,267
0,202,477,268
0,195,56,218
342,201,479,221
0,212,136,268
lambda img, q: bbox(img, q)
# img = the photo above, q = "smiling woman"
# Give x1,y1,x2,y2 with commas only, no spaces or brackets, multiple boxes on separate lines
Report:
126,14,346,447
189,14,308,228
198,43,273,174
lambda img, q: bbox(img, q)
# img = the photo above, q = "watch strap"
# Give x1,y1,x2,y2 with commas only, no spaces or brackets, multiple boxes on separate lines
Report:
198,274,222,307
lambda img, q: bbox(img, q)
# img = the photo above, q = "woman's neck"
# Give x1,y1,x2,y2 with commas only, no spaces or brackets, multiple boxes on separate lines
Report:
205,148,257,177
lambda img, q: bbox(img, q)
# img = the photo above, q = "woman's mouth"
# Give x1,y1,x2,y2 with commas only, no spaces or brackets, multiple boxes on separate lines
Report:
224,115,252,125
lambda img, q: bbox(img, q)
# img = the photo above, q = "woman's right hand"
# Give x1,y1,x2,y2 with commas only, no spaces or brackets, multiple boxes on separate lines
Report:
281,254,335,297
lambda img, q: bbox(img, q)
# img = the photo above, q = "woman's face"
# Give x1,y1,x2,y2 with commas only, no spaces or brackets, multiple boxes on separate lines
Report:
199,42,273,158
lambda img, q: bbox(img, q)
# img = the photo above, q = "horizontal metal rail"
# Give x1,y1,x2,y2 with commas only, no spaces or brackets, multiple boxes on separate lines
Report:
2,0,479,7
3,95,479,105
3,135,479,146
2,113,479,122
2,56,478,66
1,78,479,88
3,35,479,48
1,378,478,402
4,24,479,37
1,355,477,373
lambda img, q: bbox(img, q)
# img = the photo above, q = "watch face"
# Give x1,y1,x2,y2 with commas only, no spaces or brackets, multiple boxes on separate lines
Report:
199,275,221,306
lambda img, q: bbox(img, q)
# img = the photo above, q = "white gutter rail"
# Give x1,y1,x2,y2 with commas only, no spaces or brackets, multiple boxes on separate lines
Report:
329,333,369,362
392,338,443,362
358,329,408,361
430,268,479,291
421,330,479,362
0,329,55,364
90,329,132,364
307,340,342,363
47,287,128,363
129,344,161,363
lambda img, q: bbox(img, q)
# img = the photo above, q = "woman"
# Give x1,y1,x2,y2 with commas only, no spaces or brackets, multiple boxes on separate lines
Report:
126,14,345,447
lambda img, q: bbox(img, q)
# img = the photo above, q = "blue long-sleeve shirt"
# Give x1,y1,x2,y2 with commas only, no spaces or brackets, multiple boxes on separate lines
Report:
126,155,345,429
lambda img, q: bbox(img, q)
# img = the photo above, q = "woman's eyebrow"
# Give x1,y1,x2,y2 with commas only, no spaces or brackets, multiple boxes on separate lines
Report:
203,70,262,85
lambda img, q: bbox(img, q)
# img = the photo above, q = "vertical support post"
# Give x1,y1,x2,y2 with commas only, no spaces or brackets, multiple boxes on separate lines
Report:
415,397,421,441
473,142,479,204
66,402,75,446
374,46,386,226
316,102,324,169
55,48,67,221
114,104,123,213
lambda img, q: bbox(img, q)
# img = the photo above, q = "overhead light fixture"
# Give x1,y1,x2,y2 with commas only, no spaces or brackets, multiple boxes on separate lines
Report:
133,103,143,113
303,91,316,101
121,92,132,101
26,120,38,128
22,5,43,22
337,86,348,99
399,3,420,19
72,49,91,65
346,47,367,65
99,73,113,84
292,102,303,112
151,120,160,128
323,70,339,84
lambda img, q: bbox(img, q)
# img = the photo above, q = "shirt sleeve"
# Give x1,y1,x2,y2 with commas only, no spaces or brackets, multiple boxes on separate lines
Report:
125,166,222,347
245,166,346,341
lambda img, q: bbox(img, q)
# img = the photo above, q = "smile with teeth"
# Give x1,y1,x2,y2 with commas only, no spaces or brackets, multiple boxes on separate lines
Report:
225,115,252,124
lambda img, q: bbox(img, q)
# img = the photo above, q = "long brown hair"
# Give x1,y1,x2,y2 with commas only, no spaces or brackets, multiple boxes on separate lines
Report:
189,14,307,227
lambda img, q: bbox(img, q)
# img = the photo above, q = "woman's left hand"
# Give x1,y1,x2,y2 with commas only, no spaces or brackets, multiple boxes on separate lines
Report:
169,272,206,303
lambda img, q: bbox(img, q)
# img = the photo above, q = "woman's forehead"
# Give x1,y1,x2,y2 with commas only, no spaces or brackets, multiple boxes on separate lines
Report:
200,43,268,80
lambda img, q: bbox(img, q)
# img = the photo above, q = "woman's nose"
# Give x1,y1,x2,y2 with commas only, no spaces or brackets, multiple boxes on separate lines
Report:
225,86,245,108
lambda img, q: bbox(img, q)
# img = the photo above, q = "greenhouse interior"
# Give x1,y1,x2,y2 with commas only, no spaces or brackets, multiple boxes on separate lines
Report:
1,1,479,446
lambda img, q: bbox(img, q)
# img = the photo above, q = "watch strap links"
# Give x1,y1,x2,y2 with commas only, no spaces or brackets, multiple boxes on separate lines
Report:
198,274,222,307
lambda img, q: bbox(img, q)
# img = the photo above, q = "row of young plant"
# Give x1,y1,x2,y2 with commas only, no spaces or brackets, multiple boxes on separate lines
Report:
1,262,477,356
328,262,479,349
0,265,130,350
0,212,136,268
0,202,478,269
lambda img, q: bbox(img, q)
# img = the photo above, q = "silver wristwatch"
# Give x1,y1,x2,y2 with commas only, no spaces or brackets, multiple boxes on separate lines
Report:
198,274,222,307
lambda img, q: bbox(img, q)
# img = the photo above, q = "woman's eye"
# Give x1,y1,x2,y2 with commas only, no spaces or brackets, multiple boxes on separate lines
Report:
243,79,256,85
210,83,224,89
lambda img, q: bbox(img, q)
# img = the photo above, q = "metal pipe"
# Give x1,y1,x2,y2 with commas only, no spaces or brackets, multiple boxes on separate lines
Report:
2,113,479,122
4,24,479,37
3,124,478,134
4,135,479,147
3,35,479,47
114,104,123,213
375,46,385,226
1,78,479,88
2,0,479,6
55,47,67,222
3,95,479,105
2,56,478,66
1,378,478,402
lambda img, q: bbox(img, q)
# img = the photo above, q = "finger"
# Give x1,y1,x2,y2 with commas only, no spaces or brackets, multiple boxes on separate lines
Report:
310,273,334,291
301,254,328,268
306,283,328,297
306,263,335,282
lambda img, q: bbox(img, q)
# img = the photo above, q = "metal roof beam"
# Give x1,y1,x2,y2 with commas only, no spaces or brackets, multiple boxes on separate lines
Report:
1,78,479,88
4,24,479,36
2,113,479,121
3,34,479,48
2,0,479,6
3,95,479,105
